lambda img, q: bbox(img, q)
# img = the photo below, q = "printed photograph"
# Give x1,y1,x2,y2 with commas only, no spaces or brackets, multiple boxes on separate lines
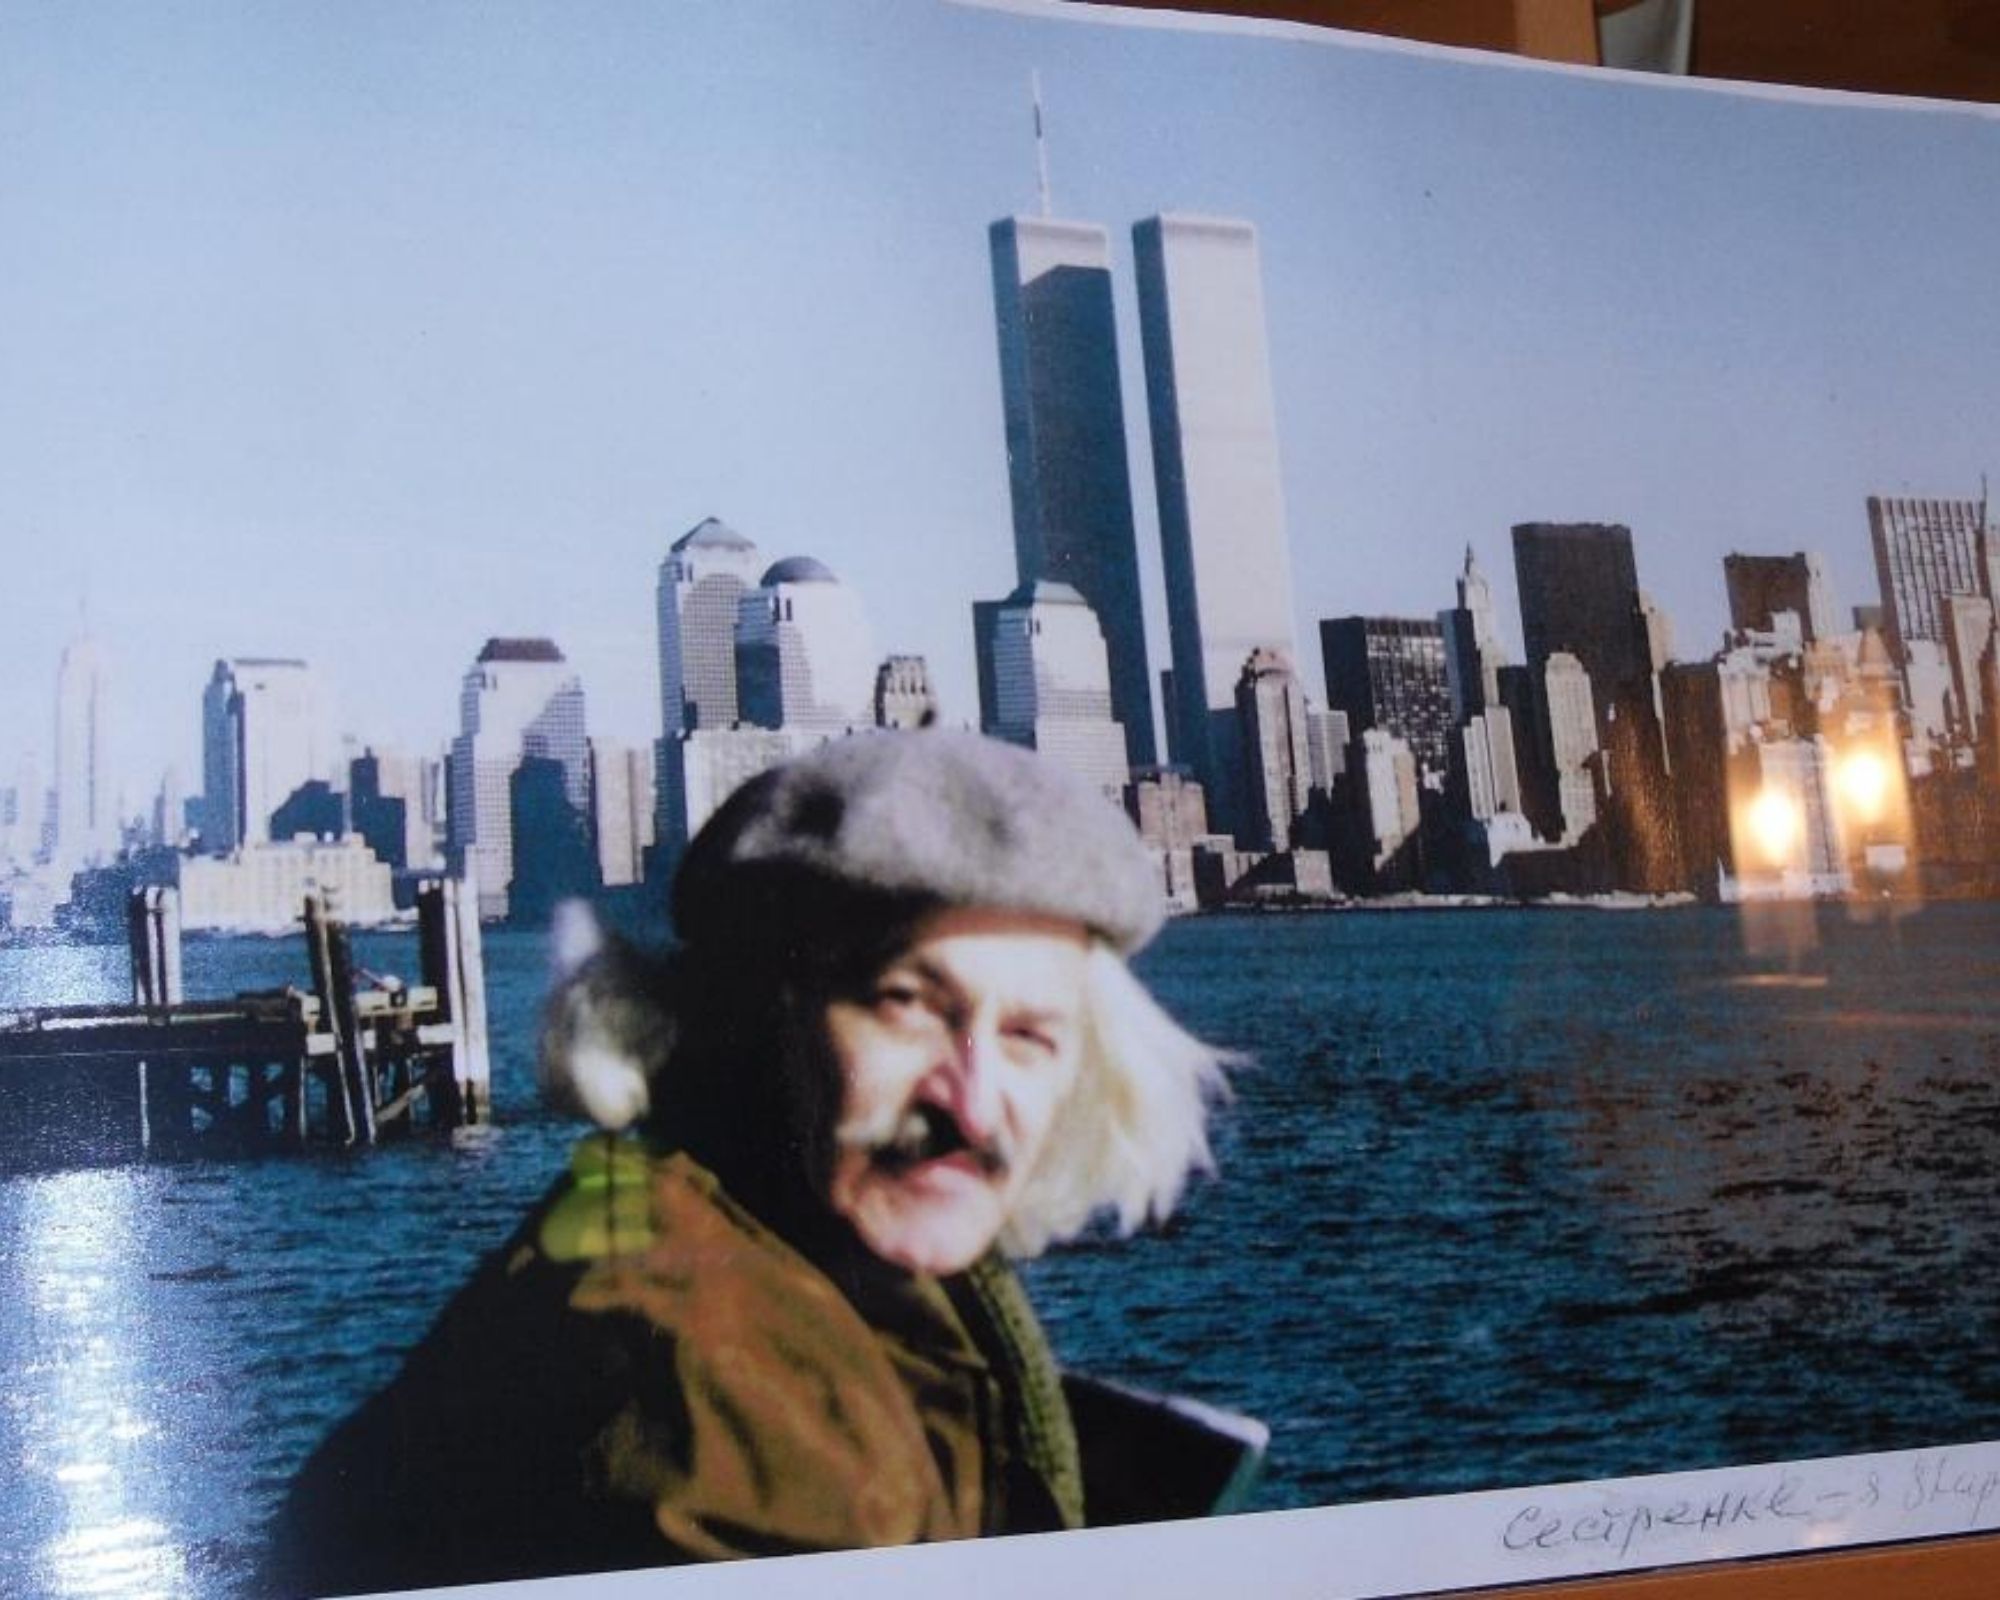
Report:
3,0,2000,1594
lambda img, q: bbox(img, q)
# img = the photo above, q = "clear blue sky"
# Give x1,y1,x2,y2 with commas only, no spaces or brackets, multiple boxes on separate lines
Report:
5,0,1998,811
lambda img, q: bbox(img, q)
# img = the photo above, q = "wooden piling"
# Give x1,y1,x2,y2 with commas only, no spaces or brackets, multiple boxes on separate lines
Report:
127,886,183,1010
417,876,491,1125
304,893,359,1146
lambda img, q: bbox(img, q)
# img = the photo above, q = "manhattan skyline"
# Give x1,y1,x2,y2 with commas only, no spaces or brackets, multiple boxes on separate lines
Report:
5,0,2000,811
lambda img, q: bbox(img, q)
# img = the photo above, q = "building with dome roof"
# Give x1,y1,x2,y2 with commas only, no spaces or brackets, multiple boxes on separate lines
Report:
973,579,1129,804
735,556,876,732
656,517,765,738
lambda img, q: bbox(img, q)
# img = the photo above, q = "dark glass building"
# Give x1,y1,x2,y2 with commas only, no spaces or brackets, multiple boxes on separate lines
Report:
1319,616,1454,778
990,216,1155,768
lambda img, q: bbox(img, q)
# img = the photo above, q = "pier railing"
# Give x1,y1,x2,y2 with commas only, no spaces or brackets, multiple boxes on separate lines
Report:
0,881,490,1169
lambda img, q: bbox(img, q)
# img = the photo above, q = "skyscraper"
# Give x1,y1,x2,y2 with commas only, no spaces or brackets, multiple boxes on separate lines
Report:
1441,545,1508,719
1724,552,1840,644
735,557,876,732
1134,213,1298,839
657,517,764,736
1866,493,1995,664
447,638,588,921
1511,523,1648,736
1234,648,1311,852
1319,616,1456,779
1544,651,1601,841
873,656,937,731
201,658,335,854
978,579,1129,804
589,738,655,890
990,216,1154,768
51,630,112,868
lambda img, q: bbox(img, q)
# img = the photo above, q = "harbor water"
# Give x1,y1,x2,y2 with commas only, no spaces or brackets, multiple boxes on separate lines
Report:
2,902,1999,1596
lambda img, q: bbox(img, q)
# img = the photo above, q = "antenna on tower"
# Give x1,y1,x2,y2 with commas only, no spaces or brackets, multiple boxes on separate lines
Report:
1031,69,1052,219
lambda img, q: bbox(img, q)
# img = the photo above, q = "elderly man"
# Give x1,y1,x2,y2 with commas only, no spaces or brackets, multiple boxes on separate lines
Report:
265,732,1246,1595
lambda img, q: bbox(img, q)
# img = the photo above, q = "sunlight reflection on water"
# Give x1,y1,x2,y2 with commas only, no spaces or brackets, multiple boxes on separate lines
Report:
17,1171,188,1599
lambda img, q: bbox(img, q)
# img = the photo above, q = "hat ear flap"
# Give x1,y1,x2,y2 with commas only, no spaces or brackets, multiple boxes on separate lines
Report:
537,916,678,1133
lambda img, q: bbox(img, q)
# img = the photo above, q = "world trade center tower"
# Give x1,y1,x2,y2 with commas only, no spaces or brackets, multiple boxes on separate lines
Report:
1134,213,1299,840
990,216,1157,768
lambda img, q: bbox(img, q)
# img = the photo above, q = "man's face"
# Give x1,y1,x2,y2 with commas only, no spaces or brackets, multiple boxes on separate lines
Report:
824,907,1090,1276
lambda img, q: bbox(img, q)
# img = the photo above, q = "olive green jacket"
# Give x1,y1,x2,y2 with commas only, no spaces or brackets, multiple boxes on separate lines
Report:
263,1139,1083,1597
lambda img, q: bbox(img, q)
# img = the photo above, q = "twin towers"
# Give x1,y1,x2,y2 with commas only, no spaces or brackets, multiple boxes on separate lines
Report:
991,209,1301,837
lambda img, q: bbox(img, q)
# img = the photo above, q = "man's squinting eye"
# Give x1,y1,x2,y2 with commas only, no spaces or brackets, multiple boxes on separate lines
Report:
1003,1018,1064,1059
869,977,933,1020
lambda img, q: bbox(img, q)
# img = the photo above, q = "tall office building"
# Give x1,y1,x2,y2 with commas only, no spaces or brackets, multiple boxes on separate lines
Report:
1320,616,1456,779
50,630,113,868
990,216,1155,768
351,747,443,876
589,738,655,890
1234,648,1311,851
1511,523,1648,737
735,557,876,733
657,517,765,737
1441,546,1508,719
1866,493,1995,663
978,579,1129,803
1544,651,1601,841
448,638,588,921
201,658,335,854
1134,214,1298,839
873,656,937,731
1457,709,1523,823
1939,593,1996,742
1724,552,1840,644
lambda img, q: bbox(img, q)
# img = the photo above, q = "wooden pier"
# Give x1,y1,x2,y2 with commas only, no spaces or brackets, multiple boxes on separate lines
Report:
0,881,491,1169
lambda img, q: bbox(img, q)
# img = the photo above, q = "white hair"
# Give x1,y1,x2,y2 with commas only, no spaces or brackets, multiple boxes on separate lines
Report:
999,942,1234,1260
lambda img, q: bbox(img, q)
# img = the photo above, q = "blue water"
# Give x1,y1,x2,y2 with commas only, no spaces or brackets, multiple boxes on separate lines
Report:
3,903,2000,1596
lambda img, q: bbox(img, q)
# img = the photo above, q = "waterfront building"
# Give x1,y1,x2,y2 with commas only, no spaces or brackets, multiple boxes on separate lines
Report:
1127,767,1211,850
1134,213,1298,839
589,738,655,890
1320,616,1455,780
1866,493,1995,663
1234,648,1311,852
1939,593,1995,744
1457,708,1524,824
1903,640,1954,747
350,748,445,876
1511,523,1649,740
150,766,190,851
1639,591,1675,674
51,629,114,869
509,757,601,925
175,836,397,933
201,658,336,855
1724,552,1840,644
1440,546,1508,719
1544,652,1600,842
1725,736,1849,898
873,655,937,731
1716,644,1780,746
447,638,588,922
978,579,1130,804
990,216,1155,768
657,517,765,737
1660,661,1731,889
655,726,823,875
736,557,876,733
1356,728,1422,872
1,755,47,872
1304,705,1349,798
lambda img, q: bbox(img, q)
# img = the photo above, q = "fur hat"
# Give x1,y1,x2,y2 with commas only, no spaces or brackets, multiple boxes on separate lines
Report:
672,731,1165,955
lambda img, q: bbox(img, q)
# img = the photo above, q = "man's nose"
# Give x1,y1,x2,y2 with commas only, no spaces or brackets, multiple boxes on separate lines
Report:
938,1020,1005,1144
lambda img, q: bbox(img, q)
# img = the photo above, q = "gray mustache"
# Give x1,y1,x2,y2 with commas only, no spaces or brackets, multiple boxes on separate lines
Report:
844,1102,1012,1179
